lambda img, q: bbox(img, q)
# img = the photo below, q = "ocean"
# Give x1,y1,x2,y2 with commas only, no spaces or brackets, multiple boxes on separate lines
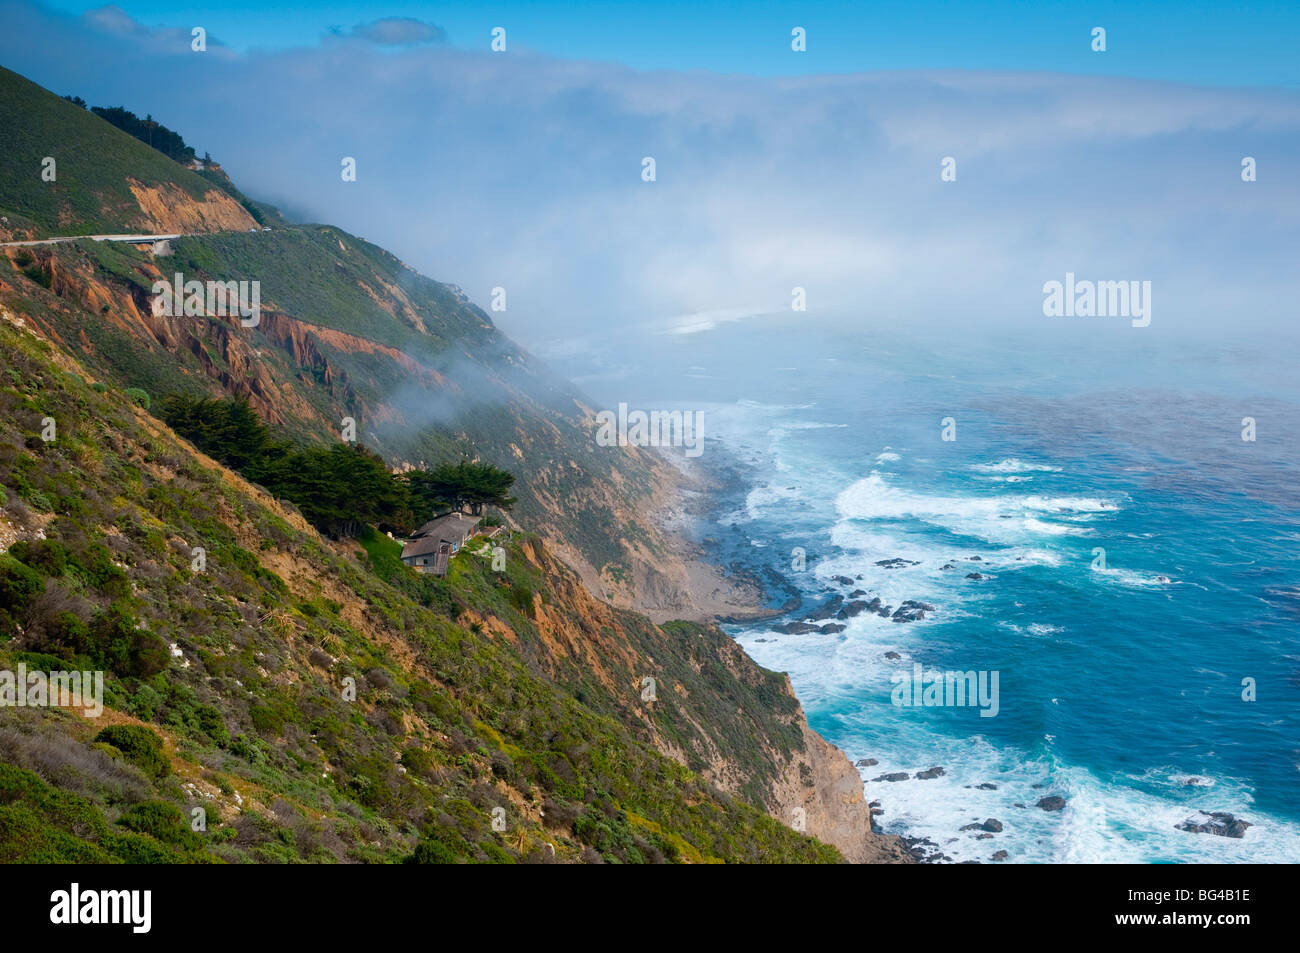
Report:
542,314,1300,863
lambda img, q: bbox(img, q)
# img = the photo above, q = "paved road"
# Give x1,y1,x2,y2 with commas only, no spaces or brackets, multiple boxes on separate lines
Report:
0,233,186,248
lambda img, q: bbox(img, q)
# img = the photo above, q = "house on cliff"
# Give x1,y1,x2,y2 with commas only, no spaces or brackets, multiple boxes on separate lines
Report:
400,512,498,575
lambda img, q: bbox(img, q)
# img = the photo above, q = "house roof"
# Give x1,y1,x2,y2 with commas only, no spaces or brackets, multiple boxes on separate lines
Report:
411,512,481,541
401,512,482,561
400,536,447,560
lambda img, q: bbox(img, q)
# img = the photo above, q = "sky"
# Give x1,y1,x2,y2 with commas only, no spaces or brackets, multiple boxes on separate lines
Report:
33,0,1300,87
2,0,1298,355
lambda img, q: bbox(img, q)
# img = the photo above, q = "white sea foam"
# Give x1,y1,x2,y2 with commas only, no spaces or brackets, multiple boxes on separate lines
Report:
1090,567,1176,588
834,472,1115,544
970,458,1063,474
999,621,1065,637
744,482,801,519
831,733,1300,864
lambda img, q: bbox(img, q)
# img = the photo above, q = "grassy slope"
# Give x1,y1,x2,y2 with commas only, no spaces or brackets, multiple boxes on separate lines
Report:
0,66,243,237
0,317,840,864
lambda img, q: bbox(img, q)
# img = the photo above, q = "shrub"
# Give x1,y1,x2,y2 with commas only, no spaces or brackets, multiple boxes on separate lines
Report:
249,705,284,737
0,554,44,627
194,705,229,746
405,838,459,864
124,388,151,410
93,725,168,780
117,800,203,850
88,603,170,678
0,804,110,863
8,539,68,577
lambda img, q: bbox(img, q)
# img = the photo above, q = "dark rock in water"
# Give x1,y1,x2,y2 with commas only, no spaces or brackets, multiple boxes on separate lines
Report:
1013,803,1026,809
915,766,946,780
884,651,902,660
802,594,844,621
836,599,872,619
1176,811,1252,838
941,563,957,571
901,836,946,864
1036,796,1067,811
1031,783,1044,789
1183,776,1208,787
772,621,822,635
872,772,910,783
892,599,937,623
855,758,879,768
977,783,998,790
877,604,893,617
849,589,868,598
876,558,920,569
975,833,993,840
981,818,1003,833
966,572,985,580
753,638,770,643
991,850,1008,862
856,574,864,580
833,575,855,586
968,555,983,561
959,823,981,832
818,623,847,634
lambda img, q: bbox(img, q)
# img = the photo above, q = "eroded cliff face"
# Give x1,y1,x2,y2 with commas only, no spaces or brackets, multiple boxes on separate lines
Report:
126,179,258,234
4,238,735,616
511,539,912,863
771,678,914,863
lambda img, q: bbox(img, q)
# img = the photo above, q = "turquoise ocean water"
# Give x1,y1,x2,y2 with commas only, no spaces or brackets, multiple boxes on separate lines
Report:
547,317,1300,862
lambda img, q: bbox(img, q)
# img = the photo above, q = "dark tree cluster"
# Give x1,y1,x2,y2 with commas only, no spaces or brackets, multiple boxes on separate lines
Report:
89,105,198,164
160,394,515,538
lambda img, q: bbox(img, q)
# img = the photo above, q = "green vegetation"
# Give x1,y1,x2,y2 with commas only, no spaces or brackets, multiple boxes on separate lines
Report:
0,67,841,865
0,321,836,864
159,394,516,536
405,460,516,515
92,726,169,780
88,106,196,165
0,67,241,237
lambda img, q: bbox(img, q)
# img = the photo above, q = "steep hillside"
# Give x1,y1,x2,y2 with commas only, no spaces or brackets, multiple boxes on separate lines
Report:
0,68,257,239
0,196,759,622
0,65,909,864
0,310,908,862
0,61,741,616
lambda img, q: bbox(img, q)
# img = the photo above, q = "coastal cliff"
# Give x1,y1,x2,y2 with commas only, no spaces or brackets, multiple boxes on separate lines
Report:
0,64,908,863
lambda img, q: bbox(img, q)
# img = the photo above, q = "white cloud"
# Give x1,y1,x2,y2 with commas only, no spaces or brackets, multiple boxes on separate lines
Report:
3,0,1298,348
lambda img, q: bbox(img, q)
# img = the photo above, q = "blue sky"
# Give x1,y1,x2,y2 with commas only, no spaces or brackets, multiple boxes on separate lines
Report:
37,0,1300,86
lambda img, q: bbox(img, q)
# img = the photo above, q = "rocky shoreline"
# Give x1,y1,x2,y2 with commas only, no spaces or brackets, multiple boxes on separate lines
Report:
644,446,914,863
